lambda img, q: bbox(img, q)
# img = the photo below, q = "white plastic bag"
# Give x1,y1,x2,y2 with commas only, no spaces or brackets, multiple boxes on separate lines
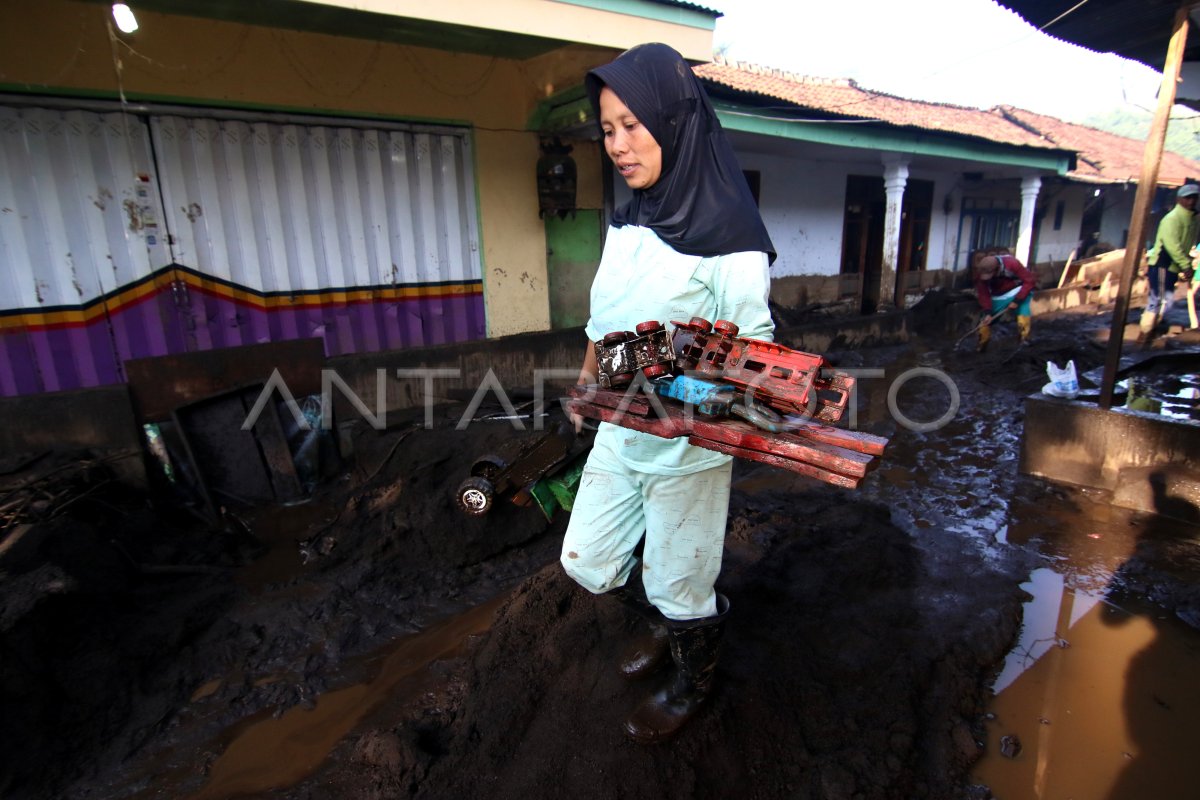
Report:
1043,360,1079,399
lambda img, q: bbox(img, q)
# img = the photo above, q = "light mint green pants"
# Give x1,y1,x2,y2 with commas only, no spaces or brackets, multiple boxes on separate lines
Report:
559,456,732,621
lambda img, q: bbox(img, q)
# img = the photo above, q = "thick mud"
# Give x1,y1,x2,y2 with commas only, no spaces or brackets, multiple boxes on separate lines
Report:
2,297,1198,800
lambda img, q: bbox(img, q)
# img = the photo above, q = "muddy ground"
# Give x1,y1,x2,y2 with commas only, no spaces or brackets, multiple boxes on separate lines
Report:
2,295,1199,800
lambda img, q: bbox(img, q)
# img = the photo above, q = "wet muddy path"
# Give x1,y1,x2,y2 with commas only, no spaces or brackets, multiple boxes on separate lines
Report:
3,305,1199,799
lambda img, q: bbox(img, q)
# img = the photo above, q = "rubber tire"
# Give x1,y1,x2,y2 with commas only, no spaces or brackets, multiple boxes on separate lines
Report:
470,454,506,480
457,476,494,516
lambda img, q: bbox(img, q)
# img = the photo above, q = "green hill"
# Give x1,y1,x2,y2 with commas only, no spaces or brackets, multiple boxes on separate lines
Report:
1078,107,1200,161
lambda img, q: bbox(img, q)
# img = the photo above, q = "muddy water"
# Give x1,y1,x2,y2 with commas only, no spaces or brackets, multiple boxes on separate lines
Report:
840,345,1200,798
235,501,333,589
975,582,1200,799
971,491,1200,799
184,593,504,799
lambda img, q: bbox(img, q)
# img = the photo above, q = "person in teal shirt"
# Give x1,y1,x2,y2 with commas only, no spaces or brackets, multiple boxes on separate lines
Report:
1140,183,1200,339
561,43,775,745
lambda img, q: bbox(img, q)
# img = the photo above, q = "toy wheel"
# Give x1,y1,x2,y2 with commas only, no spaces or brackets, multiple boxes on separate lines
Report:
602,331,631,346
635,320,664,335
642,363,669,379
470,454,506,480
609,371,635,388
688,316,713,332
457,476,494,516
714,319,739,337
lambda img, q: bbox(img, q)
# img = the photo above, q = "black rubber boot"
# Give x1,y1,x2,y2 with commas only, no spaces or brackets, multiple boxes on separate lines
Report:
608,585,670,680
622,594,728,744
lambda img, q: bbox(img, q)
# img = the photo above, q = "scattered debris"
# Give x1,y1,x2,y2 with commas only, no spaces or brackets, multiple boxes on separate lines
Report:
999,734,1022,759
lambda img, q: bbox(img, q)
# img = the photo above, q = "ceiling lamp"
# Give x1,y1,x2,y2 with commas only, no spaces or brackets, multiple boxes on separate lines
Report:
111,3,139,33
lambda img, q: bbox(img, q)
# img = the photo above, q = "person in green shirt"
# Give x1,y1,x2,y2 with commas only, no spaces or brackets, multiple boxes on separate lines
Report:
1140,183,1200,340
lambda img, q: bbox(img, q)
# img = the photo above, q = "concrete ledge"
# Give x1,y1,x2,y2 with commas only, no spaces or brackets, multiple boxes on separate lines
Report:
0,314,915,460
775,309,909,352
326,326,586,423
0,386,146,486
325,313,913,422
1021,394,1200,521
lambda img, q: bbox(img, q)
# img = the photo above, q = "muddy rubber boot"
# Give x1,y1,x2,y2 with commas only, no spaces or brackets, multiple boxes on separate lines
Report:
1016,315,1031,344
623,594,728,744
976,323,991,353
608,585,670,680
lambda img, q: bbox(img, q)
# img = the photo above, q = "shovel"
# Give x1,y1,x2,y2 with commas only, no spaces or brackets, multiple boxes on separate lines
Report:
1188,279,1199,329
955,307,1009,349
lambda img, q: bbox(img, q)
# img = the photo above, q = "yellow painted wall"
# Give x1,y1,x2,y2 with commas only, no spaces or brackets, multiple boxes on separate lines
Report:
300,0,715,62
0,0,633,338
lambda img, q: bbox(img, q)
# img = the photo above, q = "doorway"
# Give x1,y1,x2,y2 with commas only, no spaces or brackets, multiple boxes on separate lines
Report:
841,176,886,314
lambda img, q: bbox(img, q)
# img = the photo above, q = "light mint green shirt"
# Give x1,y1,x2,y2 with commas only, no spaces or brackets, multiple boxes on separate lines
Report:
585,225,774,476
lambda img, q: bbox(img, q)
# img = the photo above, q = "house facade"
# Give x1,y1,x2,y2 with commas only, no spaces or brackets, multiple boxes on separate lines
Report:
4,2,1196,401
0,0,718,396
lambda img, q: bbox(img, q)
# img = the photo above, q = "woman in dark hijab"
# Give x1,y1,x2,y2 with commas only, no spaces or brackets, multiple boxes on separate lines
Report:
586,42,776,263
560,42,775,744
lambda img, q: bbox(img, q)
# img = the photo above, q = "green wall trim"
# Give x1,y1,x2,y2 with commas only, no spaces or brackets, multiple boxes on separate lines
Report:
526,85,589,131
0,83,473,129
715,105,1073,174
530,96,594,134
551,0,716,30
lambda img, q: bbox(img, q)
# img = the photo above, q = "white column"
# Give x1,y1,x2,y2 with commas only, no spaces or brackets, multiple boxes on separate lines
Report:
880,156,909,310
1016,175,1042,265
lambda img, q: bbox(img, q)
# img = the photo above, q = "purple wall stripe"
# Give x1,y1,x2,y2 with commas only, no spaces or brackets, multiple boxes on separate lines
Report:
0,292,486,397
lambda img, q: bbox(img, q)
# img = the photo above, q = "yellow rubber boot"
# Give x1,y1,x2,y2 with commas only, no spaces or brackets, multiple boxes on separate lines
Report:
1017,315,1031,343
977,324,991,352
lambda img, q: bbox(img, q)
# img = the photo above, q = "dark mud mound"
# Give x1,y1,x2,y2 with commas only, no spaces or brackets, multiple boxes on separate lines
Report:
4,411,574,800
304,483,1019,800
0,456,240,799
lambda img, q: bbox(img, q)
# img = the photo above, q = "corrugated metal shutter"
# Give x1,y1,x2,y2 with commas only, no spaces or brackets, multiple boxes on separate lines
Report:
150,115,483,354
0,105,175,395
0,100,486,397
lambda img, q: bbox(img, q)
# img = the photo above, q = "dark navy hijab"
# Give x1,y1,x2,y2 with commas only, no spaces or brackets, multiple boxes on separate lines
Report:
586,43,776,265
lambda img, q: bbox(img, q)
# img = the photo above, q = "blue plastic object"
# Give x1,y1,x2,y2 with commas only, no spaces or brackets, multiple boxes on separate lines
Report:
652,375,736,416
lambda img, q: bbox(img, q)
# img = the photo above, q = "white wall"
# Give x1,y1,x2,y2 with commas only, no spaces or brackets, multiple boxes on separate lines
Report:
733,151,966,279
1033,184,1090,263
743,153,848,278
921,170,961,271
1098,186,1136,250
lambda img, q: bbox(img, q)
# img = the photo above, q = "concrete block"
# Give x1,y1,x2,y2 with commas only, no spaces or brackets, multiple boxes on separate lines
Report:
0,386,146,487
1021,394,1200,521
1111,465,1200,524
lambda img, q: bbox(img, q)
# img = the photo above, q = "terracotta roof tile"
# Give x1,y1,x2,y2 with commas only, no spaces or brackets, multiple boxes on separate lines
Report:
694,61,1057,150
694,60,1200,188
998,106,1200,186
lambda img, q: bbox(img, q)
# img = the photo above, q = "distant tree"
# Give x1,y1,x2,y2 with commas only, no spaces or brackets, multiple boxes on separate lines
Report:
1078,107,1200,161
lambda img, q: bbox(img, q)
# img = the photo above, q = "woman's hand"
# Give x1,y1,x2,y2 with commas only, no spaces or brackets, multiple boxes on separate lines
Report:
570,342,599,434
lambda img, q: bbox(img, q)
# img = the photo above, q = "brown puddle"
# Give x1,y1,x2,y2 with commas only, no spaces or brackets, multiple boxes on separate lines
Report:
972,491,1200,798
234,500,336,589
185,593,506,799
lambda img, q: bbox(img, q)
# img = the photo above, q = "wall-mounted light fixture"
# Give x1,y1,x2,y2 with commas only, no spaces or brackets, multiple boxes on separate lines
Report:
112,3,139,33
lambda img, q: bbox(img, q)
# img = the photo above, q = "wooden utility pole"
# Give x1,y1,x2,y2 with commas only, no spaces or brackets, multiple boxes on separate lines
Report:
1099,2,1193,409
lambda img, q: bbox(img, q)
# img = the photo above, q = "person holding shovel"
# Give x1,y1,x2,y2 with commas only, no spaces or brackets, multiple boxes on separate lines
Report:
1141,183,1200,340
559,42,775,744
972,248,1035,351
1188,244,1200,330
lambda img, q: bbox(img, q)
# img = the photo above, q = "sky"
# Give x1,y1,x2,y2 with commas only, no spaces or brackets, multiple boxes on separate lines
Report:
707,0,1167,123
